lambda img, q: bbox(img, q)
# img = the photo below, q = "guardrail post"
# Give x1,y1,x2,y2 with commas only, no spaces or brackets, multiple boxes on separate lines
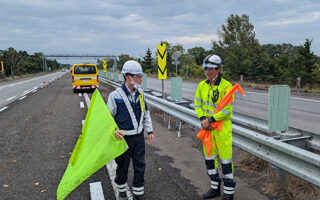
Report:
240,74,243,83
177,119,181,138
297,77,301,93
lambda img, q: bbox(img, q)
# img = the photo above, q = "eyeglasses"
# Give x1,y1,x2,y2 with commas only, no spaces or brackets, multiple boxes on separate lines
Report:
132,74,142,78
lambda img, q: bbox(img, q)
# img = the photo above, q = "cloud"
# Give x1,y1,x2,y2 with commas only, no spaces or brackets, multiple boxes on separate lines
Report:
169,34,218,45
265,11,320,26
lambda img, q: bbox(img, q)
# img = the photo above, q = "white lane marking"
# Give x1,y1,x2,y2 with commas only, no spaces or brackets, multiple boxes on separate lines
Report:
33,86,38,89
6,96,16,101
80,102,85,108
83,93,90,108
106,161,133,200
79,93,82,97
22,90,30,94
0,106,8,112
241,90,320,103
22,91,30,96
32,90,37,93
19,96,26,100
83,91,129,200
291,96,320,103
0,72,61,90
90,182,105,200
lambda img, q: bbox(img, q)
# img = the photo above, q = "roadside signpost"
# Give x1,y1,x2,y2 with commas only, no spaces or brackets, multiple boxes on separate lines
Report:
102,59,107,78
171,52,180,75
157,43,167,121
1,61,4,80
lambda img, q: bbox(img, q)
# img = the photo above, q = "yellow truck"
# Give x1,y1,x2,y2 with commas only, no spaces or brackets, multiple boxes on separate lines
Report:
72,64,99,93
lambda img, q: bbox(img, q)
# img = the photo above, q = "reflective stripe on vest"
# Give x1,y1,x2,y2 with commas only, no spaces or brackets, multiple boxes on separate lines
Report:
116,88,145,135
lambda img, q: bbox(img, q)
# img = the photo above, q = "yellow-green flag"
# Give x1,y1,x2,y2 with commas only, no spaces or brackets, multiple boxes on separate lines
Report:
57,90,127,200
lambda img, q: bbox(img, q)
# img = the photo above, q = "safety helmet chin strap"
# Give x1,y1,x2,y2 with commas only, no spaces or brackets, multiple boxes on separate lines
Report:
211,74,219,82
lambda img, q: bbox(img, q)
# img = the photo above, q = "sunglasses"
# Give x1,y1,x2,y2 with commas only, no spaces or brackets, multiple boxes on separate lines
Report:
203,67,218,71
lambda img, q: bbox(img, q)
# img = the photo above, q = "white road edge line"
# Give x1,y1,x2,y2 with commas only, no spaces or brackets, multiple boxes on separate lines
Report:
82,120,85,126
19,96,26,100
90,182,105,200
6,96,16,101
0,106,8,112
80,102,85,108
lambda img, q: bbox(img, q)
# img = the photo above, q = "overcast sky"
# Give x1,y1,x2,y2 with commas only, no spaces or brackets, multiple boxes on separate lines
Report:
1,0,319,61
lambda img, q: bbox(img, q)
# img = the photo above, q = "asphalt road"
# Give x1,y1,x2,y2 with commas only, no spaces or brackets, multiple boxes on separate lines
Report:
0,73,271,199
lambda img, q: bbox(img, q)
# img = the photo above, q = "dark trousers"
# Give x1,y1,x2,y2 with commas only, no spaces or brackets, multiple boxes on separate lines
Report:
115,133,146,188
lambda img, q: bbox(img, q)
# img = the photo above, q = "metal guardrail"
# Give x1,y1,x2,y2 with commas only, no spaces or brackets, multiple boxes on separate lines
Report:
99,76,320,187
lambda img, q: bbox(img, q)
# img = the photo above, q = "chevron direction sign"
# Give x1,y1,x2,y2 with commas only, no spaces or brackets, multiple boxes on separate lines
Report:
102,59,107,72
157,43,167,79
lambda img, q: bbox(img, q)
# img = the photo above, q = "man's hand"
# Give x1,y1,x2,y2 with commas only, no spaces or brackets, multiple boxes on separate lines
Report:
201,119,212,131
148,134,154,143
115,129,124,140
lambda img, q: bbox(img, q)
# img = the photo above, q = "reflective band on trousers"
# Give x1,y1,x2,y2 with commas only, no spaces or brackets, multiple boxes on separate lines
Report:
211,180,219,189
208,169,217,175
117,183,127,192
220,158,232,164
224,186,235,194
222,173,234,179
205,155,218,160
116,88,145,135
132,186,144,195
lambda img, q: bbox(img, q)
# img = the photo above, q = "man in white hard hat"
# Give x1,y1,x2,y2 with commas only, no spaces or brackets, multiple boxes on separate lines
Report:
107,60,154,200
194,55,236,200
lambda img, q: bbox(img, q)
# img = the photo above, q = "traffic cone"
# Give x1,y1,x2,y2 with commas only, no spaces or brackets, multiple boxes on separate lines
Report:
43,81,47,88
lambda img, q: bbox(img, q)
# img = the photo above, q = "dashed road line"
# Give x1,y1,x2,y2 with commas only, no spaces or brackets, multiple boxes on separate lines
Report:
6,96,16,101
0,106,8,112
19,96,27,100
79,93,82,97
90,182,105,200
82,90,127,200
80,102,85,108
83,93,90,108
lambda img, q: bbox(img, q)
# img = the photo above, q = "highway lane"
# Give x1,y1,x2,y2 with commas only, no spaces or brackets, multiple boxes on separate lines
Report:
0,71,67,109
0,74,270,199
0,73,115,199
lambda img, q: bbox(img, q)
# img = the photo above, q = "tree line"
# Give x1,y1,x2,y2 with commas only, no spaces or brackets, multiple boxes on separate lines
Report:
0,47,59,79
114,14,320,88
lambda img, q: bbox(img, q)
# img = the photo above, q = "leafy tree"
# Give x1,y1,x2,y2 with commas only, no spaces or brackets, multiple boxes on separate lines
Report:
3,47,23,79
187,47,207,65
212,14,261,81
117,54,134,71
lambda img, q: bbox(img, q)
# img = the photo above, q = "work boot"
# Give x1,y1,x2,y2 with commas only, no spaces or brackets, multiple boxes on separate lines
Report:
222,193,233,200
133,194,145,200
202,188,221,199
119,191,128,200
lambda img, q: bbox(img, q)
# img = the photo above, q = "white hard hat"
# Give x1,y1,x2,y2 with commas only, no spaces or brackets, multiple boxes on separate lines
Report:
202,54,222,69
121,60,143,75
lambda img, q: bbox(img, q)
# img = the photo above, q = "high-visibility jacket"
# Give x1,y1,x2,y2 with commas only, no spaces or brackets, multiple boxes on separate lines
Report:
197,83,245,156
194,77,233,157
194,77,233,123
